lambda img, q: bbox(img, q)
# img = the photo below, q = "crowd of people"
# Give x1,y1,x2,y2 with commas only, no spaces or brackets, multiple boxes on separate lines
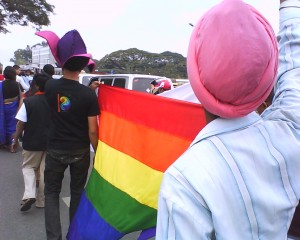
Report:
0,29,100,240
0,64,55,151
0,0,300,239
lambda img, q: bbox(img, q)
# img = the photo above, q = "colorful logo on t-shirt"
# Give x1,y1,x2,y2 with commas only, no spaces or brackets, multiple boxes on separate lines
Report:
57,94,71,112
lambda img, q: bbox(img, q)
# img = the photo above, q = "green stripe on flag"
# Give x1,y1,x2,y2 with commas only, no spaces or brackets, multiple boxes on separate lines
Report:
85,169,157,233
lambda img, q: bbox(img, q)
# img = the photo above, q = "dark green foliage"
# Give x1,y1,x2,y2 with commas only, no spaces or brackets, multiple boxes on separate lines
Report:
96,48,187,78
11,41,47,64
0,0,54,33
10,45,32,64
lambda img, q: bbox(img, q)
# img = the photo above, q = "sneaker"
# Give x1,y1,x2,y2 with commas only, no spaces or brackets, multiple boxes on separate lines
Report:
20,198,36,211
35,201,44,208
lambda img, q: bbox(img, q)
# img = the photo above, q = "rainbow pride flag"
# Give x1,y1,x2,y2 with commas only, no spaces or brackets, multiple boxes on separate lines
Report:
68,85,206,239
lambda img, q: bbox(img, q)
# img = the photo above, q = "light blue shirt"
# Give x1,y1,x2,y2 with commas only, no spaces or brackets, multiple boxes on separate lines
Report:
156,2,300,239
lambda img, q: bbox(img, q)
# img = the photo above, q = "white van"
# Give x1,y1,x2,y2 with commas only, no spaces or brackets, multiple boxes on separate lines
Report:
80,74,174,93
78,73,101,86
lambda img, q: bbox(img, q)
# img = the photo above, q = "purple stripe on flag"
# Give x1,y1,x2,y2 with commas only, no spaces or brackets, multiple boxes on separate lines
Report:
138,227,156,240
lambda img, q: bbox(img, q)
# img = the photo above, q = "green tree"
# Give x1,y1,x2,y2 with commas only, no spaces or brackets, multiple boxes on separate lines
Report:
10,45,32,65
0,0,54,33
97,48,187,78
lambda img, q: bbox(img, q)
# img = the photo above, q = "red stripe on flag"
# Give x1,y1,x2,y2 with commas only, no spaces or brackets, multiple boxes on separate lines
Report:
98,85,206,141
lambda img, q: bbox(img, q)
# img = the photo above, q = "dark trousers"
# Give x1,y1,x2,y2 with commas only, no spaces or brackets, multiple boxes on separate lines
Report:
44,148,90,240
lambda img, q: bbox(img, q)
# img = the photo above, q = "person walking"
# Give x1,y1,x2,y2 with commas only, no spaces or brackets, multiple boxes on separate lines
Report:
0,66,22,152
36,29,99,240
12,73,51,211
156,0,300,239
22,69,33,87
42,64,55,79
0,66,4,81
13,65,30,92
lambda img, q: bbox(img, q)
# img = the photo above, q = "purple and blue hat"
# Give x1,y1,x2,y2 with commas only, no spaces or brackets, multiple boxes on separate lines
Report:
35,29,95,72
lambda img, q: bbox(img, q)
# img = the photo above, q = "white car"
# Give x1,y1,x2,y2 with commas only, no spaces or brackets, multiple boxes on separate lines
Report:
78,73,101,85
81,74,174,93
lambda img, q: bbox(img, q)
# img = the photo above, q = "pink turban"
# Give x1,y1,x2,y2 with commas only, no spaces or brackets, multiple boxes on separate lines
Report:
187,0,278,118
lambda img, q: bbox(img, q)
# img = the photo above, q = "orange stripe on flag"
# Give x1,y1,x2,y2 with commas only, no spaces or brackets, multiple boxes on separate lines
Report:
99,111,191,172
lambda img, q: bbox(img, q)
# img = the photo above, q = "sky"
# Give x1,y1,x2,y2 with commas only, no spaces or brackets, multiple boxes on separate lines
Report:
0,0,279,66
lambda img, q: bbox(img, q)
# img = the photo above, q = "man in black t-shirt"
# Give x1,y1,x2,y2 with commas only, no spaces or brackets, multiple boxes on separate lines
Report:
36,29,99,240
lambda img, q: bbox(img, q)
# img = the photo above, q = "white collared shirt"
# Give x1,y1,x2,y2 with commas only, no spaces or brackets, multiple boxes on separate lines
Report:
16,76,29,92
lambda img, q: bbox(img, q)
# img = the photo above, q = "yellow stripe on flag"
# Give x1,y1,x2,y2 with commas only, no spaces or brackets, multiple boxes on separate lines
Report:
94,140,163,209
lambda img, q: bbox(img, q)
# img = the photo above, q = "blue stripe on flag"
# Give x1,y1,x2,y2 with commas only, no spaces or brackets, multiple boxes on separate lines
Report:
67,191,125,240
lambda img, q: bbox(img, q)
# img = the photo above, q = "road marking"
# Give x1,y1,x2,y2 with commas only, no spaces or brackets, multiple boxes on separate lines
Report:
62,197,70,207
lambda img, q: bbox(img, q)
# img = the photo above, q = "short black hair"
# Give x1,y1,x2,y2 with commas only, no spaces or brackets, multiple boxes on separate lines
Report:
4,66,16,80
43,64,55,76
88,77,99,86
150,79,158,86
63,57,89,72
33,73,50,92
13,65,20,70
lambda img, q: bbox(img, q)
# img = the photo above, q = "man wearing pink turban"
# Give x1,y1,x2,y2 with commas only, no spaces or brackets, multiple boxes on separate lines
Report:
157,0,300,239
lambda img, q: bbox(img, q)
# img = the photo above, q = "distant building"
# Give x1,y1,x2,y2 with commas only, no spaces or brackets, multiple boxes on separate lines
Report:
31,45,56,69
31,45,62,74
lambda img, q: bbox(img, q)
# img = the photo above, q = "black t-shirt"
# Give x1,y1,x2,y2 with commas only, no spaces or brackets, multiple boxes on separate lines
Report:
45,78,100,150
2,79,20,99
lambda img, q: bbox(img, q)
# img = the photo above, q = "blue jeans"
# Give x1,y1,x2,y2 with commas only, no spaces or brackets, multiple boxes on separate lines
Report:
44,148,90,240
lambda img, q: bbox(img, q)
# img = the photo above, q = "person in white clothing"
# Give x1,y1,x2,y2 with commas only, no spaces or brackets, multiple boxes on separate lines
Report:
13,65,29,92
22,69,33,89
156,0,300,239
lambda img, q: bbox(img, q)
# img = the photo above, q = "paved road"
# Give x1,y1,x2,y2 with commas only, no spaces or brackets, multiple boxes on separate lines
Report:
0,146,143,240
